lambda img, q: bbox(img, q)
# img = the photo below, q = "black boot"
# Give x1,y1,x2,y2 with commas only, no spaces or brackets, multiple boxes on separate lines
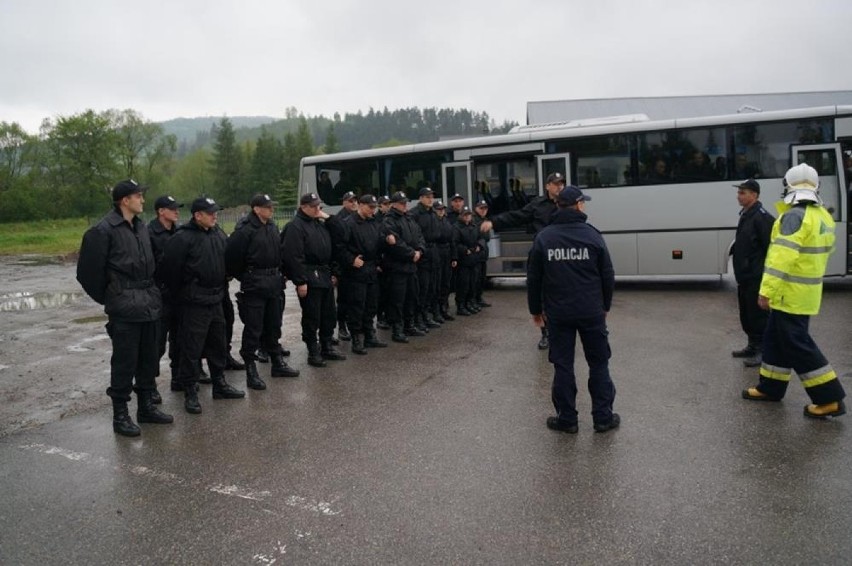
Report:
197,361,211,384
307,341,327,367
112,401,141,437
351,333,368,355
225,353,245,370
338,322,351,342
321,339,347,361
271,352,300,377
184,385,202,414
441,306,455,321
432,310,445,324
424,312,441,328
245,360,267,390
415,314,430,333
405,319,426,336
150,388,163,405
376,315,390,330
137,390,174,424
467,301,481,313
391,323,409,343
364,328,388,348
456,304,471,316
212,375,246,399
255,349,270,363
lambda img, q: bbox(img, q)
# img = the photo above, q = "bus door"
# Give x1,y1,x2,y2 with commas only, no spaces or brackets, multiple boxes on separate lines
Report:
441,161,473,204
791,144,848,276
536,153,572,194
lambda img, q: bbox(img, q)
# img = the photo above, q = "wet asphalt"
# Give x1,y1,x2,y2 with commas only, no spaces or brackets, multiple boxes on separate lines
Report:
2,277,852,565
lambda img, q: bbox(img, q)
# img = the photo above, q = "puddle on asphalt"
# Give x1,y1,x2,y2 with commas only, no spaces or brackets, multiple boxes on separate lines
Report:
71,315,108,324
11,255,66,266
0,291,85,311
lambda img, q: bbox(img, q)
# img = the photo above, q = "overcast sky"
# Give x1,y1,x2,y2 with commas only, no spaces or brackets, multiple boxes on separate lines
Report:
2,0,851,134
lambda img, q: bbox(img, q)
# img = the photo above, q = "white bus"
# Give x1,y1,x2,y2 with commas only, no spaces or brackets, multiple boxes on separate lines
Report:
299,105,852,278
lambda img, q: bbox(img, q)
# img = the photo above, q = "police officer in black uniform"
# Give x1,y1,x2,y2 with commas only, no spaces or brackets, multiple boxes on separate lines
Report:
281,193,347,367
226,193,299,390
527,185,618,434
331,191,359,342
149,195,183,400
472,199,492,310
481,172,567,349
77,179,173,437
374,195,392,329
381,191,426,342
730,178,775,367
452,206,483,316
335,194,388,354
410,186,443,329
433,200,455,321
160,197,245,414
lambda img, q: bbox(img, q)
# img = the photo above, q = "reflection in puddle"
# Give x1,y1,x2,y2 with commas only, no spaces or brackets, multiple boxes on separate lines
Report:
0,291,84,311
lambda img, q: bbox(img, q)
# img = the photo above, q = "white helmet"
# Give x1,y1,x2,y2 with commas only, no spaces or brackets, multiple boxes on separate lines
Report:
782,163,820,205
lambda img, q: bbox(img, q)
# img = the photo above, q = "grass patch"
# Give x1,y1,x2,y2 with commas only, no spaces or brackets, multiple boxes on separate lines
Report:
0,218,90,256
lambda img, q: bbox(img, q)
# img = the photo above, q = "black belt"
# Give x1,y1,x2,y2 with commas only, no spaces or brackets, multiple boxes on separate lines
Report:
248,267,280,275
122,279,154,289
304,264,331,273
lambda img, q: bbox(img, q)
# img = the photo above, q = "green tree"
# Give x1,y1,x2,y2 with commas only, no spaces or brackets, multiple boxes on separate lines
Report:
0,121,33,193
322,124,340,154
109,109,177,189
249,127,285,196
210,117,244,206
171,148,214,202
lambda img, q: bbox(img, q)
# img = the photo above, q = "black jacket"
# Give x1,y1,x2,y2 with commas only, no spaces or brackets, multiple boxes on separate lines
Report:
381,207,425,274
281,209,334,288
452,220,484,268
732,201,775,284
77,209,161,322
527,208,614,320
336,213,383,283
490,195,557,234
148,218,177,295
160,219,228,306
225,212,282,298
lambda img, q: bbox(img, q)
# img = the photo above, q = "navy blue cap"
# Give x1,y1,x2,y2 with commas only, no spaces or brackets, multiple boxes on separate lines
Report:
557,185,591,205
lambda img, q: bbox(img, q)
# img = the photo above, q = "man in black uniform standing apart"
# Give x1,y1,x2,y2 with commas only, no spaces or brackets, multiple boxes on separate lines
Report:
161,197,245,414
282,193,347,367
730,178,775,367
332,191,359,342
433,200,455,321
226,193,299,390
481,172,566,350
77,179,173,437
527,185,619,434
381,191,425,342
148,195,182,400
335,194,388,354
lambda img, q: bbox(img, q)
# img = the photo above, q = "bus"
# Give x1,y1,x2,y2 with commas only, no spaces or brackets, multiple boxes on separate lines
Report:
299,105,852,279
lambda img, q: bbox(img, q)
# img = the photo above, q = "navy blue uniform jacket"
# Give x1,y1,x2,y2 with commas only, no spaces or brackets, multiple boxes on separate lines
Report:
527,208,614,320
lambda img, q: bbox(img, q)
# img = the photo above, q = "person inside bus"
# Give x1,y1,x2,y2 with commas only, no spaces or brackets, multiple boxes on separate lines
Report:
681,150,717,181
734,152,761,179
317,171,334,198
647,158,670,182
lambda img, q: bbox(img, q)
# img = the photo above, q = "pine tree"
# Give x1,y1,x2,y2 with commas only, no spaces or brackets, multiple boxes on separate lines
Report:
210,117,244,206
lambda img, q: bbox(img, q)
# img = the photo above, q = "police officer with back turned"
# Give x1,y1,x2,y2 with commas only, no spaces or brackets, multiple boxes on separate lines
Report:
527,185,619,434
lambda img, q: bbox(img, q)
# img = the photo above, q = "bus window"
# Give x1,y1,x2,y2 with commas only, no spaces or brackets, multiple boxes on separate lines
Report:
638,132,674,184
671,127,726,183
733,119,833,180
473,159,536,215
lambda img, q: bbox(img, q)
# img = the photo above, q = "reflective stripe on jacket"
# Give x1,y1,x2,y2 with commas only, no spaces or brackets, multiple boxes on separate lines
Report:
759,202,835,315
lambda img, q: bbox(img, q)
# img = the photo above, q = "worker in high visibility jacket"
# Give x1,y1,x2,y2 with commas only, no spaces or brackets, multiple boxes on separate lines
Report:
742,163,846,418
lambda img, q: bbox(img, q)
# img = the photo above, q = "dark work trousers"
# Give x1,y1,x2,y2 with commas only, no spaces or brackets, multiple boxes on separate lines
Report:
757,310,845,404
437,246,452,311
386,271,419,324
336,280,349,327
106,319,159,402
347,280,379,333
222,292,235,349
156,300,179,378
417,248,437,317
177,303,227,385
475,248,489,302
548,314,616,426
237,292,282,362
455,264,477,306
298,286,336,344
377,268,389,321
737,279,768,348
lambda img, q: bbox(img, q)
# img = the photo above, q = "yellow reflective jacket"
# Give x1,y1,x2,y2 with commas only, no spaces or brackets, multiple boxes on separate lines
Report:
759,201,835,315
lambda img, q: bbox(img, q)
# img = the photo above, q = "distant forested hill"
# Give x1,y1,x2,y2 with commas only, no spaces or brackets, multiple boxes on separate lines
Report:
159,116,278,144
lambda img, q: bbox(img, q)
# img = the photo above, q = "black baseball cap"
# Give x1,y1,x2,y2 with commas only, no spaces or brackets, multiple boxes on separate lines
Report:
112,179,147,201
190,197,221,214
546,172,567,185
377,195,390,205
418,187,434,197
390,191,409,203
450,193,464,201
557,185,591,205
433,200,446,209
300,193,322,206
341,191,357,202
250,193,277,207
359,194,378,205
153,195,182,210
734,178,760,193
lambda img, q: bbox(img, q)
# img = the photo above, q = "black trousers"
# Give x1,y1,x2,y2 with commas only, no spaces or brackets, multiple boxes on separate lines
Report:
757,310,845,404
222,292,235,348
347,279,379,333
437,246,452,310
106,319,159,403
177,303,227,385
455,264,477,306
548,314,616,426
386,270,419,324
237,292,282,362
417,251,438,317
475,252,489,301
156,300,179,378
298,286,336,344
737,279,768,348
336,279,349,326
